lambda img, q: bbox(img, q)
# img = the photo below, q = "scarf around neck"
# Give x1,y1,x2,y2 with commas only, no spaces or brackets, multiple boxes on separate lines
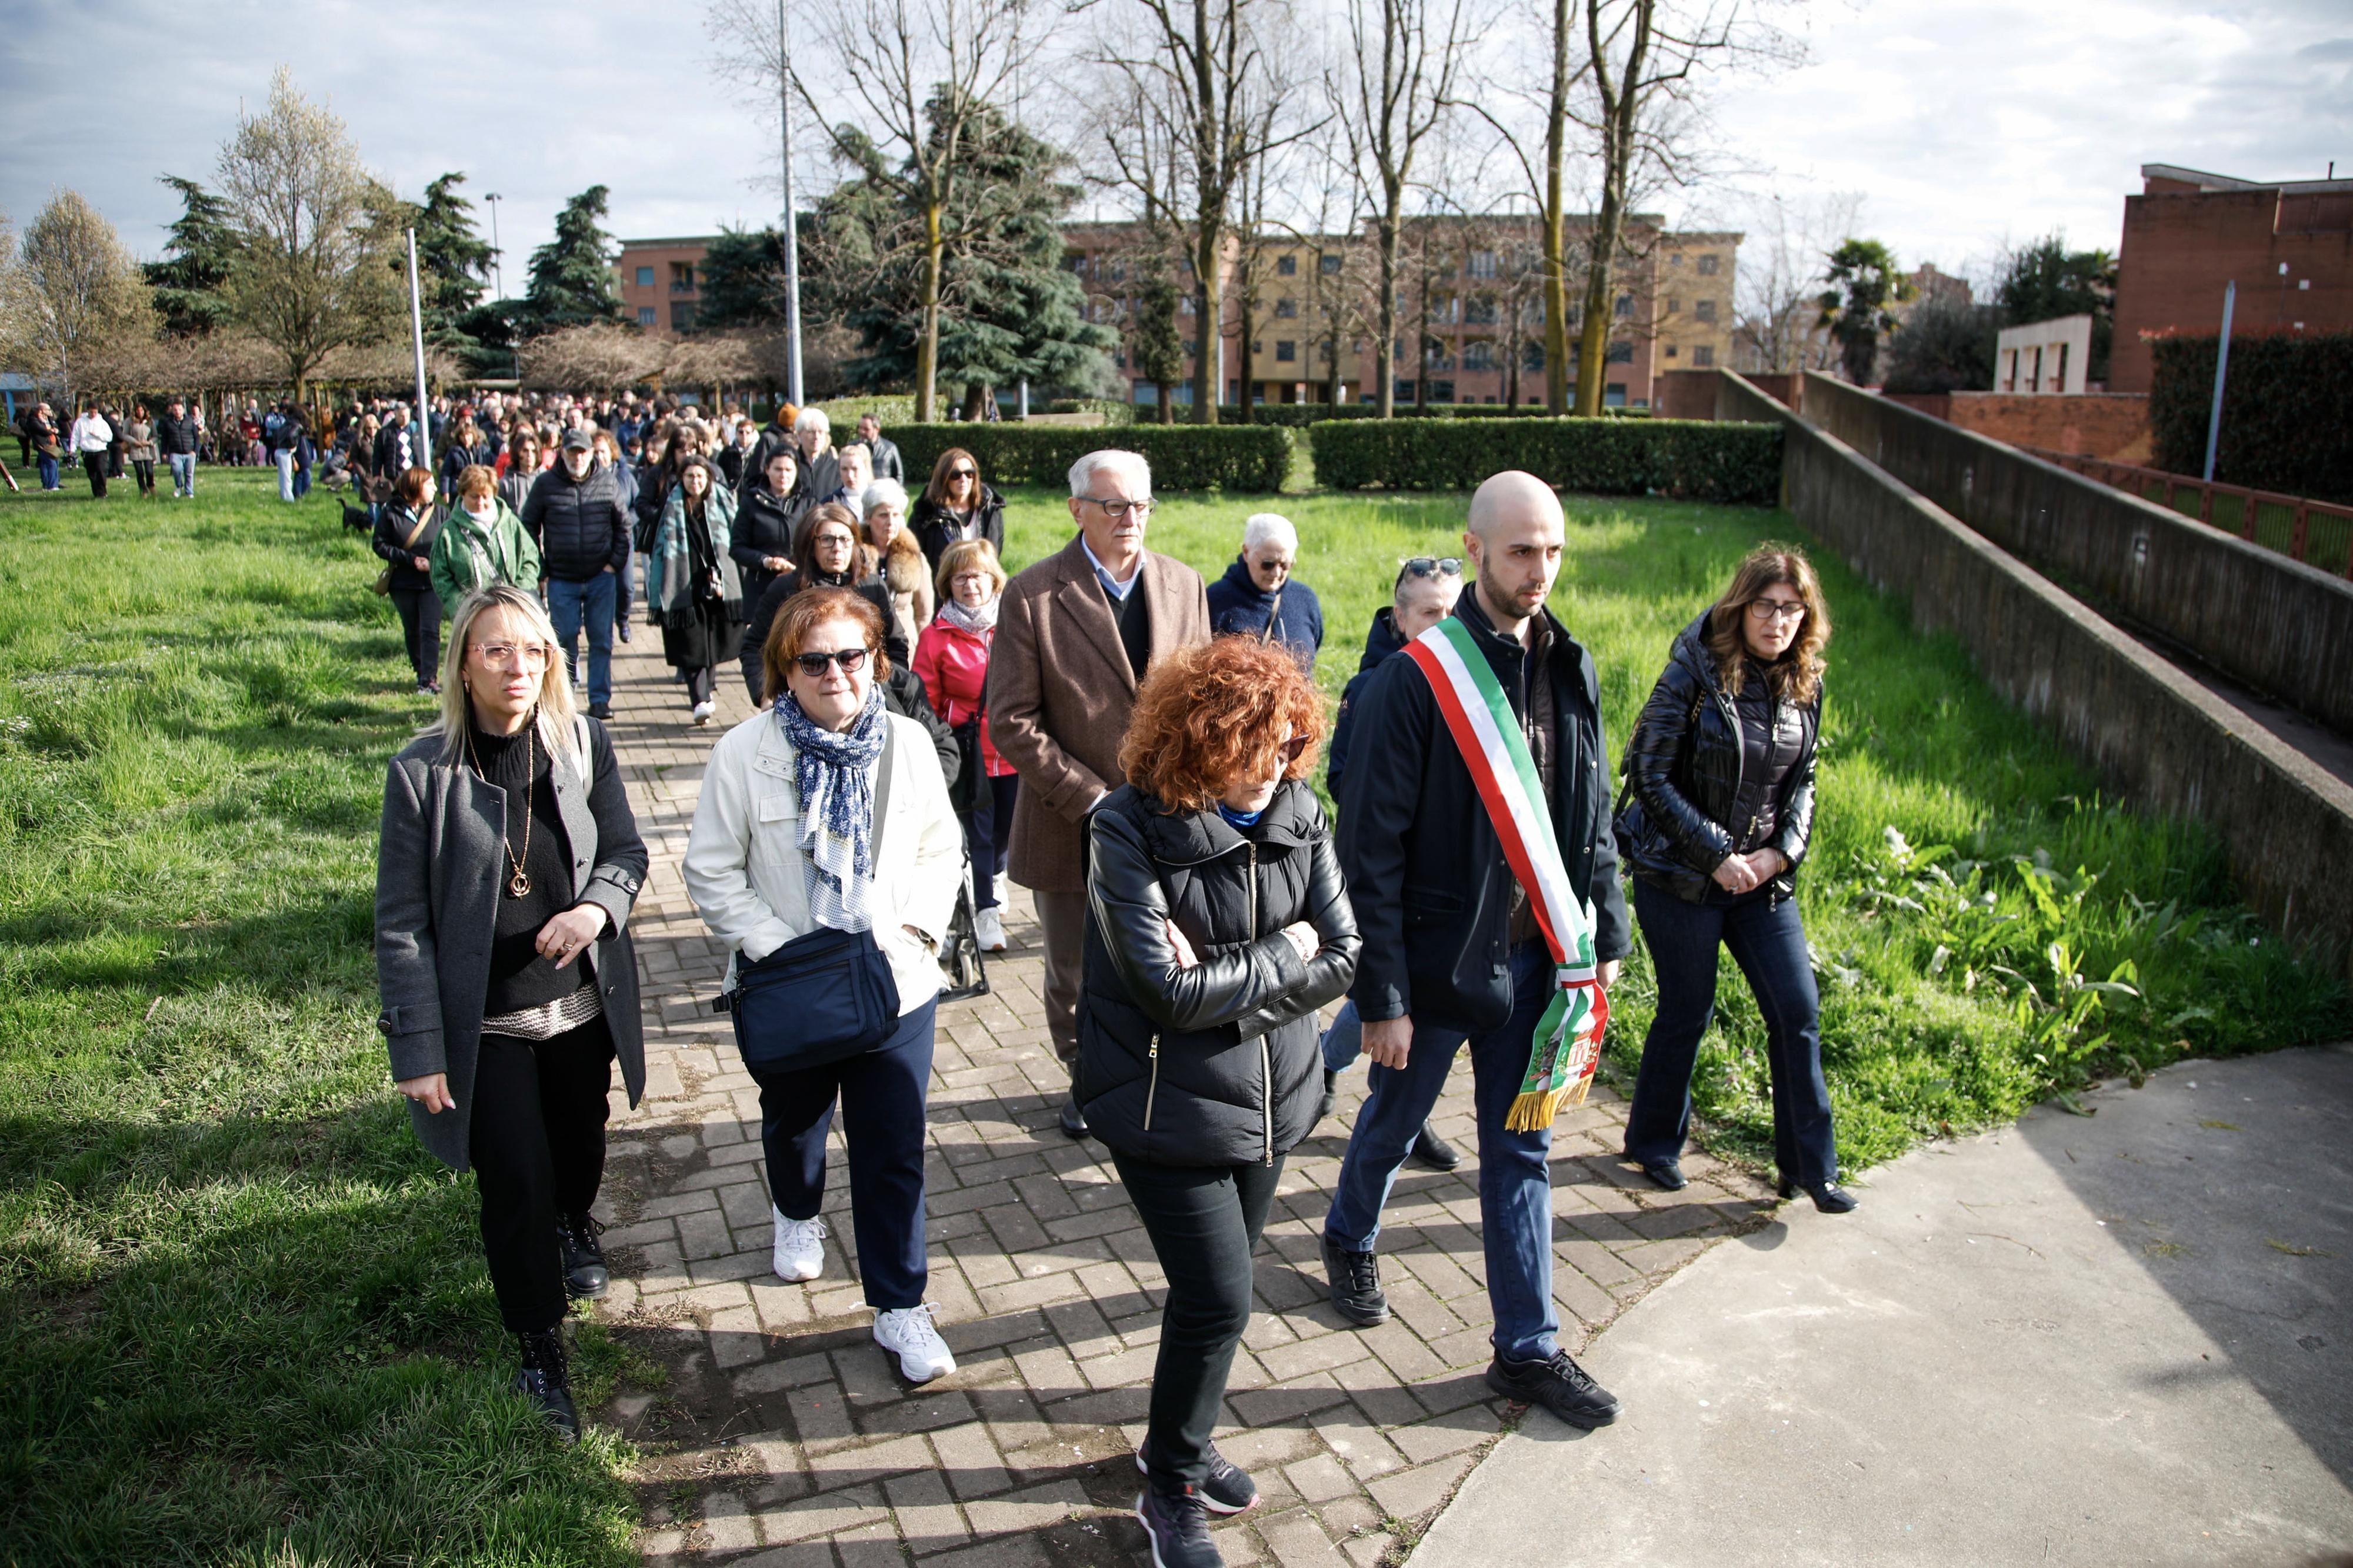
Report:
774,685,888,930
938,596,998,635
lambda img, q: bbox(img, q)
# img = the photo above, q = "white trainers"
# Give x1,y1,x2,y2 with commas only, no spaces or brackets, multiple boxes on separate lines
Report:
974,906,1006,952
772,1209,826,1282
872,1303,956,1383
692,699,715,726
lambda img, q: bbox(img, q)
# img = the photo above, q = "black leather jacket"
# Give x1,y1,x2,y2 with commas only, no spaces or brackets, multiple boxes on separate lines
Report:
1077,782,1359,1167
1614,615,1819,903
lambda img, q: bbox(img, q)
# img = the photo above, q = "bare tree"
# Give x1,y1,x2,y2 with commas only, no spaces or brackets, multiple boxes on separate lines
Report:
1728,188,1860,373
215,68,401,405
1332,0,1477,418
0,190,156,410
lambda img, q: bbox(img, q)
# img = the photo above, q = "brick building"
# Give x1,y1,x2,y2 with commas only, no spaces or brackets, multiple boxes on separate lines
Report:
616,235,724,338
2109,164,2353,393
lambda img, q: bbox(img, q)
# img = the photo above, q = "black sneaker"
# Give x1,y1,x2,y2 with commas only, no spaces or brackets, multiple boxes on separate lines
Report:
1321,1233,1389,1327
1134,1485,1225,1568
1411,1120,1463,1171
516,1328,581,1443
1485,1349,1622,1429
588,700,613,721
554,1211,609,1299
1136,1436,1258,1514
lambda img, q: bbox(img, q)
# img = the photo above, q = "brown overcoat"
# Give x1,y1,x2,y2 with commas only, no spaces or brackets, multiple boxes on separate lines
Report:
986,533,1211,893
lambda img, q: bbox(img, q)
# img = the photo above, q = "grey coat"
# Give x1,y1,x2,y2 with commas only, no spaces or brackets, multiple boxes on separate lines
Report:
375,715,648,1171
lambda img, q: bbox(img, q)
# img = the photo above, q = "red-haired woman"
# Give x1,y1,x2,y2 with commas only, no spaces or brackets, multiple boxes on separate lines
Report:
1614,545,1851,1212
1077,638,1360,1568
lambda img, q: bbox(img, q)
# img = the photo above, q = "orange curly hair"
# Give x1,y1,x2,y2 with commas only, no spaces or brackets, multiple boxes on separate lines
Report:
1120,636,1326,812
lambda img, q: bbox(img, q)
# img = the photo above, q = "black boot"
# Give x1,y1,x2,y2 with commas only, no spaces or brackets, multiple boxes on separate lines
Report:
555,1211,610,1299
1410,1120,1462,1171
1778,1177,1859,1213
516,1327,581,1443
1059,1090,1091,1140
1314,1068,1338,1126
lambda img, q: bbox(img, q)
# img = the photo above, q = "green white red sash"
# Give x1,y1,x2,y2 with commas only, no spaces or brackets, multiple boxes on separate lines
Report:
1404,616,1609,1131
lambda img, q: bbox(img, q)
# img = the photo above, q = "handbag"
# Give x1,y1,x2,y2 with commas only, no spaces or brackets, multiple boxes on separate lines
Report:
947,716,984,815
373,508,431,596
719,722,906,1073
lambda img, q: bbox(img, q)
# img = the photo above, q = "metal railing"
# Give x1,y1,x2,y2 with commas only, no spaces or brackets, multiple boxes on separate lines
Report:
2019,446,2353,578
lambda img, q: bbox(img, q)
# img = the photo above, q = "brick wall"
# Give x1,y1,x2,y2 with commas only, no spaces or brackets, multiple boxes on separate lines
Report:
1944,393,2152,462
2111,186,2353,393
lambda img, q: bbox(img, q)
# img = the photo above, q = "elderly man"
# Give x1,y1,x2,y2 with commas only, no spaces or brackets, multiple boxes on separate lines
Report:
1205,512,1324,668
1322,470,1631,1430
986,449,1212,1138
856,412,903,482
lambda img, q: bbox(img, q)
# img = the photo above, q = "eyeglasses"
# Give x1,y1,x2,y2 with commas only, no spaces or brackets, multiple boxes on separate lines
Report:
791,646,872,677
1747,599,1807,625
950,572,995,589
1080,496,1152,521
1278,735,1312,763
1395,556,1463,590
473,642,551,669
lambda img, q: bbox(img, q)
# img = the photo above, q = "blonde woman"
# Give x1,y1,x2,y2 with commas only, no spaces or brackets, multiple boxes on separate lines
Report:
1613,545,1848,1211
860,478,932,658
374,584,649,1442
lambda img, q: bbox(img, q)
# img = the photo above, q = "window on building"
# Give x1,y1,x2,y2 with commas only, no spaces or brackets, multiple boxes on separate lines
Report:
1463,341,1496,371
671,261,696,293
1469,250,1497,278
1614,294,1632,319
671,301,698,331
1321,253,1342,275
1395,379,1415,401
1276,340,1297,362
1606,339,1632,363
1665,297,1680,315
1692,345,1715,367
1665,345,1678,359
1465,296,1497,325
637,306,656,327
1067,253,1086,273
1275,296,1298,318
1695,298,1717,324
1522,342,1545,372
1696,253,1720,276
635,266,655,286
1277,254,1298,275
1604,382,1627,407
1180,295,1197,315
1669,252,1684,267
1430,379,1456,402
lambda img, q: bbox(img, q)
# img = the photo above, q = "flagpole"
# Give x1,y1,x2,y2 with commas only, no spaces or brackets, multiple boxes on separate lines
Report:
778,0,805,406
406,229,432,451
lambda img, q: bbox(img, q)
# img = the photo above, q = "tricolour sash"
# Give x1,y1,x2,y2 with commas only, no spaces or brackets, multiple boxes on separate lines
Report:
1403,616,1609,1130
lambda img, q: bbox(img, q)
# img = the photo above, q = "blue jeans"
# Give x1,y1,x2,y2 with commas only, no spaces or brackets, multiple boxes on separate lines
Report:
168,453,195,496
38,455,59,490
1321,997,1362,1073
1622,878,1838,1186
1326,942,1563,1362
546,573,615,706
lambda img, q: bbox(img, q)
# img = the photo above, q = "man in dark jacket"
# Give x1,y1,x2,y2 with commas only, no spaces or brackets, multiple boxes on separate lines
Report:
522,431,630,720
1204,512,1324,670
1321,470,1631,1432
855,412,902,482
156,398,203,499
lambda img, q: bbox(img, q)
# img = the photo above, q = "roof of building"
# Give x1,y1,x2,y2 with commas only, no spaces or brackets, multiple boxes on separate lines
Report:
615,235,729,249
2141,164,2353,196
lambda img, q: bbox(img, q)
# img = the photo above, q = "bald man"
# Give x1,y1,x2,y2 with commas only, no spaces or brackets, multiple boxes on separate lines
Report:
1322,469,1631,1430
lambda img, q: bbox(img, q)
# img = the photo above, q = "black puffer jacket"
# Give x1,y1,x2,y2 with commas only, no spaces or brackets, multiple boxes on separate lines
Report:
1077,782,1359,1167
1614,615,1819,903
731,483,810,603
521,463,631,583
1325,606,1409,801
910,488,1006,572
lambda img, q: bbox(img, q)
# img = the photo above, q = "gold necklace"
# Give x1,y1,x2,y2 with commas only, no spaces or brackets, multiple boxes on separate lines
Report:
466,720,535,898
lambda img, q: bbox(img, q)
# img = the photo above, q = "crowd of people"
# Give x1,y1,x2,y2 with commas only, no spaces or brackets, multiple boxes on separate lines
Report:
371,432,1844,1568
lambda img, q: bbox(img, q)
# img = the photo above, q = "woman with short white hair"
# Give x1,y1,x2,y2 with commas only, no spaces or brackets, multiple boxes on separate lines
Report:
1205,509,1325,666
862,476,934,656
793,406,842,502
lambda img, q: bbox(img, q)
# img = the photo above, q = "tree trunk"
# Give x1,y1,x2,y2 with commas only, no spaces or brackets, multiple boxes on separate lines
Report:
1541,0,1571,416
917,199,945,422
1576,0,1650,418
1376,211,1399,419
1194,223,1223,425
1156,382,1174,424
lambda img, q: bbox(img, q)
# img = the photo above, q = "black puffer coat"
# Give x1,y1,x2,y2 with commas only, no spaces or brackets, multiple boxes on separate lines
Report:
1614,615,1819,903
910,487,1006,572
521,464,631,583
1077,781,1359,1167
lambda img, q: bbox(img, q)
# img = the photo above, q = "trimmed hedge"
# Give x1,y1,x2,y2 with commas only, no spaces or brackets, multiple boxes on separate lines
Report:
1132,402,1601,426
2151,333,2353,504
889,422,1294,492
1309,416,1781,503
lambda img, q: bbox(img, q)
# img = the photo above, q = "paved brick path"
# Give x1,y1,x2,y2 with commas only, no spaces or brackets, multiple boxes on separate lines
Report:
584,630,1775,1567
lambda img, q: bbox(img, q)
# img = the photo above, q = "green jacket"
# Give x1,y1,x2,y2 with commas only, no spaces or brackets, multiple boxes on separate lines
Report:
429,499,542,616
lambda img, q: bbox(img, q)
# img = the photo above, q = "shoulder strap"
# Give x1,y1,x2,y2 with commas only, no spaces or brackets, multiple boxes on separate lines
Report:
399,508,430,551
871,713,897,865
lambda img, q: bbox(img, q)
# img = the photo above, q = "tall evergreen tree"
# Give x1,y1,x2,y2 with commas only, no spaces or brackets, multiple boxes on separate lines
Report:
521,184,626,335
697,226,795,331
1131,258,1188,423
1997,233,2118,381
410,172,494,349
144,175,238,336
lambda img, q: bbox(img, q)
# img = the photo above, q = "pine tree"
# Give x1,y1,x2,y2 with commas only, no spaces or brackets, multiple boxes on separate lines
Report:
1132,259,1188,424
410,172,495,353
144,175,238,337
698,227,795,331
521,185,626,335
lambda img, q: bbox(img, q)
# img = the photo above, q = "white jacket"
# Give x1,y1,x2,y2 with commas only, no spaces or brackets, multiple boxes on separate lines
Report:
69,413,112,453
684,706,962,1015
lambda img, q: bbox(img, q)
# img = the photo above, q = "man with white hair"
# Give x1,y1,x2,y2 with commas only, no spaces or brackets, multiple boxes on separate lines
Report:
1205,511,1324,667
986,449,1212,1138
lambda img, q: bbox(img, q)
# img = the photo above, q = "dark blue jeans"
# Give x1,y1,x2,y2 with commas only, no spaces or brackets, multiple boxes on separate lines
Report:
1325,942,1563,1362
1623,878,1838,1186
750,996,937,1310
546,572,616,706
963,773,1018,909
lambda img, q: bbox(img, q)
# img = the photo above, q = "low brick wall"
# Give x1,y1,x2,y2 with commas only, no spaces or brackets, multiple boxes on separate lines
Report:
1794,372,2353,739
1716,370,2353,976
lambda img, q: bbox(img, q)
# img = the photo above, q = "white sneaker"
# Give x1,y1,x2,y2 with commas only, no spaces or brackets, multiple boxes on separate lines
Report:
975,906,1006,952
874,1303,956,1383
692,699,715,725
772,1209,826,1282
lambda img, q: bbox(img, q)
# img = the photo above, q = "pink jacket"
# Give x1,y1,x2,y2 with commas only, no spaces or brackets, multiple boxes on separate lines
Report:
915,618,1014,777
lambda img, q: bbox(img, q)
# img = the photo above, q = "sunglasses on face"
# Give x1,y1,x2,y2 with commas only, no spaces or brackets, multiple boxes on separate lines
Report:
948,467,975,480
1277,734,1311,763
792,646,872,677
1396,556,1464,590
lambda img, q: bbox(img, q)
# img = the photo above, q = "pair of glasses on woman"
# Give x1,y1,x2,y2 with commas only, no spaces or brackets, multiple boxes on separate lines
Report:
948,466,976,481
792,646,875,676
1394,556,1464,590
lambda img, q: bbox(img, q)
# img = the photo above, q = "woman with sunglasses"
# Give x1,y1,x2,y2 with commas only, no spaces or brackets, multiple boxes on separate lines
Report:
1613,545,1851,1212
910,446,1004,573
1077,636,1358,1568
684,587,965,1385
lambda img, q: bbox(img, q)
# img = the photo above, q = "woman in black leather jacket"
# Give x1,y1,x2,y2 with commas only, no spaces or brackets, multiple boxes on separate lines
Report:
1614,545,1854,1213
1078,638,1358,1568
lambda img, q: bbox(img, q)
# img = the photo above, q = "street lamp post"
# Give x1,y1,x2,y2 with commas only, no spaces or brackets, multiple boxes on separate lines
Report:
485,192,504,301
777,0,805,405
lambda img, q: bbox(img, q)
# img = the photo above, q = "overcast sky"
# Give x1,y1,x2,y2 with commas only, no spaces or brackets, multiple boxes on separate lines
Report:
1,0,2344,296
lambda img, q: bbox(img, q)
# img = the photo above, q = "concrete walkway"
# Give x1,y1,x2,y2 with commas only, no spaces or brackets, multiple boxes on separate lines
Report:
579,629,1779,1566
1410,1046,2353,1567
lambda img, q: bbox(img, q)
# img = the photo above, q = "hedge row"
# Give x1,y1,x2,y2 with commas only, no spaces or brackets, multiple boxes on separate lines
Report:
1130,402,1617,427
1309,417,1781,503
888,422,1294,492
2150,333,2353,504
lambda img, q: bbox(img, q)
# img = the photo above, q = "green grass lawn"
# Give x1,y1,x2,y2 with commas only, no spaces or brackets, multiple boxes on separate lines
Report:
0,468,2341,1563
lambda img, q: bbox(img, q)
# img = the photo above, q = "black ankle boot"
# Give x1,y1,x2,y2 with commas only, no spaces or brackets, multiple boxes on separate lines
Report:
1314,1068,1338,1126
555,1212,610,1299
516,1328,581,1443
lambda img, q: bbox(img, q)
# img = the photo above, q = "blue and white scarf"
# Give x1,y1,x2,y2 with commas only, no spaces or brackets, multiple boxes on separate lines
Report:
775,686,888,931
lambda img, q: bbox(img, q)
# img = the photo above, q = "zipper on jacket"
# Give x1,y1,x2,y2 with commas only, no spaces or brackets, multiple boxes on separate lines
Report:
1142,1033,1162,1129
1260,1034,1275,1165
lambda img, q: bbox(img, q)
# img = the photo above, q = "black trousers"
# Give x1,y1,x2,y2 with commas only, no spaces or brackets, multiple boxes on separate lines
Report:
1112,1151,1284,1492
82,452,106,497
390,586,442,686
684,664,715,705
132,459,156,494
469,1015,616,1333
962,773,1019,910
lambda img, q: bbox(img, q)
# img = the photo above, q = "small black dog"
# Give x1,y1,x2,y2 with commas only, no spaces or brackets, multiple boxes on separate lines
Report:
341,501,375,535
